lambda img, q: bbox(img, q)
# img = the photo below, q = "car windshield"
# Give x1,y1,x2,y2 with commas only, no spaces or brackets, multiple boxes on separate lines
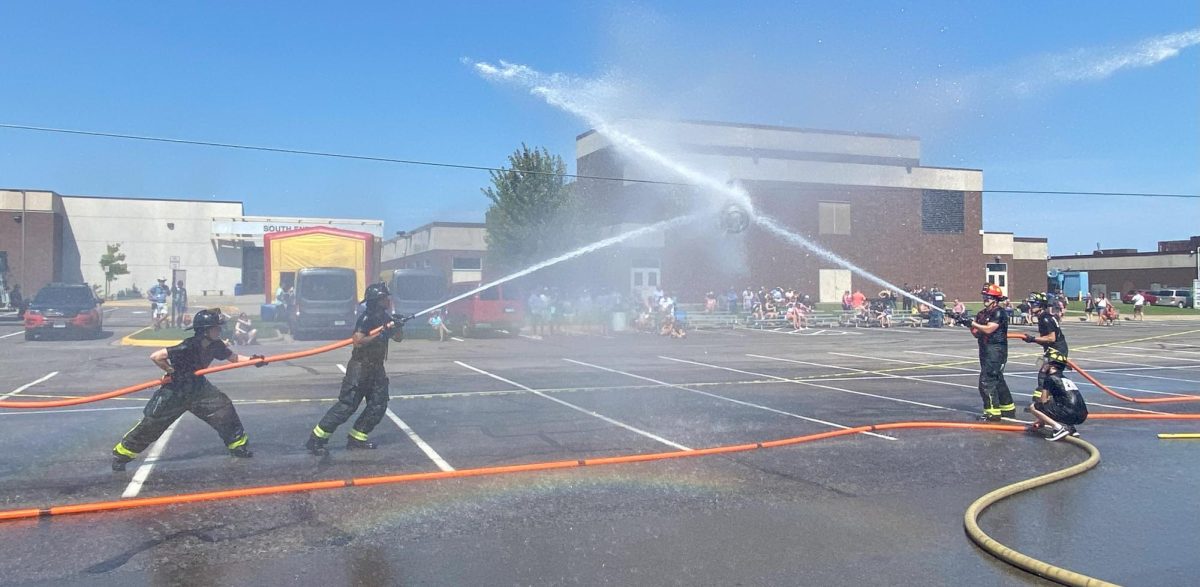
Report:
32,287,94,305
298,275,355,301
393,275,446,302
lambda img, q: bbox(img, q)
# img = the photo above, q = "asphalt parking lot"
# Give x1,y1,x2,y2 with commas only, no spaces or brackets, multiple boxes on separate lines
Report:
1,308,1198,586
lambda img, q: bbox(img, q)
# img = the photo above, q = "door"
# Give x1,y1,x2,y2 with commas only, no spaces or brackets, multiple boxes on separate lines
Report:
630,260,660,306
985,263,1008,298
819,269,852,304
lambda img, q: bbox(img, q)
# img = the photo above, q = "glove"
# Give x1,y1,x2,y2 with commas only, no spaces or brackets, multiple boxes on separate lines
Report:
250,354,267,368
1022,333,1036,343
380,322,398,338
955,315,973,327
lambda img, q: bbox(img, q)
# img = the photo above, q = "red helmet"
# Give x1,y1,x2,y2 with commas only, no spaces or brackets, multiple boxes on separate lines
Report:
981,283,1006,300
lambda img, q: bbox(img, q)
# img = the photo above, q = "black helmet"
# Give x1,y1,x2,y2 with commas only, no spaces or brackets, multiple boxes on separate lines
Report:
192,308,226,332
362,282,391,304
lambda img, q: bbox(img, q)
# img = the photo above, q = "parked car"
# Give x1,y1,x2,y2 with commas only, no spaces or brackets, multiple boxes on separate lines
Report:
1120,290,1158,305
288,267,359,340
24,283,104,340
444,282,524,337
389,269,449,333
1151,289,1194,309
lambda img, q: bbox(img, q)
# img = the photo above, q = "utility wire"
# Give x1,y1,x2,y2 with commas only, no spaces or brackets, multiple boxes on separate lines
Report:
2,122,1197,200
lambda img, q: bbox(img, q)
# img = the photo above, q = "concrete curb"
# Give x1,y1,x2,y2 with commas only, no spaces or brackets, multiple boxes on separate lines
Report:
120,326,185,347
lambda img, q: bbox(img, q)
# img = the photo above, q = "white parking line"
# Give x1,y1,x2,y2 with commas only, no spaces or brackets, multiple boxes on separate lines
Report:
1,372,59,400
0,330,24,340
455,360,691,451
565,358,897,440
450,337,465,342
386,409,454,471
122,419,181,498
656,356,911,440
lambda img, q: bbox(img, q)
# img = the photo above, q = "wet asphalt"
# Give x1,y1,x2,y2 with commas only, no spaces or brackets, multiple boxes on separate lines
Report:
1,309,1198,586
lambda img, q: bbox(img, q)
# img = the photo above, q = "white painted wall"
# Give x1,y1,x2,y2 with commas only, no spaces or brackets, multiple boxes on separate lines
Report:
60,196,244,295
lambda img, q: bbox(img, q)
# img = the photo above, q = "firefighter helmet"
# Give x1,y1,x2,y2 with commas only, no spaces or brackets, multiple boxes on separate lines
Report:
361,282,391,304
981,283,1006,300
192,308,226,332
1028,292,1051,308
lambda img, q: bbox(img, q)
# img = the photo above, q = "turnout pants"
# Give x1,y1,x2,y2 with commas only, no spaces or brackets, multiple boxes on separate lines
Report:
316,360,389,439
116,378,247,457
978,344,1015,417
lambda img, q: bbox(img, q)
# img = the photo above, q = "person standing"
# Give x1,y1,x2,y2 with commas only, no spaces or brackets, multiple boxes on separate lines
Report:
9,285,24,318
171,280,188,328
306,283,406,455
1021,293,1086,440
112,309,266,471
1131,291,1145,321
955,284,1015,421
148,278,170,330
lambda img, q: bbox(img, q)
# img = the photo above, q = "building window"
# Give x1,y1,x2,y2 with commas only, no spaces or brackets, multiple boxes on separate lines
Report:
423,260,431,268
818,202,851,235
452,257,482,270
922,190,964,234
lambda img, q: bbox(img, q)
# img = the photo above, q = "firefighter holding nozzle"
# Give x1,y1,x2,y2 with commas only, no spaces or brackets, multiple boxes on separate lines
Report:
952,284,1016,421
306,282,407,455
1022,292,1087,441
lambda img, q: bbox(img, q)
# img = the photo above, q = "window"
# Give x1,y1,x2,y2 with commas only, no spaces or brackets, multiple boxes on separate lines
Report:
453,257,482,270
634,272,644,286
818,202,851,235
648,272,658,286
922,190,964,233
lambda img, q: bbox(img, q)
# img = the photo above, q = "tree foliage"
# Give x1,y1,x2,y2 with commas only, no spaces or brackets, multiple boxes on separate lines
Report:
99,242,129,299
483,144,591,272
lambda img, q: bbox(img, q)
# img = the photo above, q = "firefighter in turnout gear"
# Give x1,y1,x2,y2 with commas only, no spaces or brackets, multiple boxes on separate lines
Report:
1022,292,1087,440
306,283,406,455
956,284,1016,421
112,309,267,471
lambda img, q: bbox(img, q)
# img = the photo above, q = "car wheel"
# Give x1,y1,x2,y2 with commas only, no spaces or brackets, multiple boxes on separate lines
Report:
460,322,472,338
1179,301,1186,309
24,330,35,341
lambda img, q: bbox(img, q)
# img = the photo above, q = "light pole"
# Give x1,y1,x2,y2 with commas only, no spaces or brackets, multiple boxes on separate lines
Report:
20,190,26,290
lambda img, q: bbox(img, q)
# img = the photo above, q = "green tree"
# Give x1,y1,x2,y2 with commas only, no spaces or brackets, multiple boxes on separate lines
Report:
483,144,591,272
99,243,129,299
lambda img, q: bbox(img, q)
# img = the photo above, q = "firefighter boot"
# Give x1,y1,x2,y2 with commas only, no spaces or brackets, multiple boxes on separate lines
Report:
229,446,254,458
112,454,134,472
346,430,377,450
305,433,329,456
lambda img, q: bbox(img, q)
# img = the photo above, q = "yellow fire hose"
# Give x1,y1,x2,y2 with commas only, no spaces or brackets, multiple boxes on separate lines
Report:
964,436,1117,587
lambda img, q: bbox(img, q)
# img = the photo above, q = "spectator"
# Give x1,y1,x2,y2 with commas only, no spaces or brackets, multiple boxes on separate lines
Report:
428,309,451,342
842,290,853,311
148,278,171,330
1131,291,1145,321
704,291,718,313
171,280,189,328
9,285,24,318
901,283,912,312
952,298,966,316
724,288,739,313
527,289,547,337
851,289,867,310
1094,295,1109,325
234,312,258,345
742,289,753,315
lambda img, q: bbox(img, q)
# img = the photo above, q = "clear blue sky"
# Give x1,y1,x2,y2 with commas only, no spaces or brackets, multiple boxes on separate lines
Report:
1,1,1197,255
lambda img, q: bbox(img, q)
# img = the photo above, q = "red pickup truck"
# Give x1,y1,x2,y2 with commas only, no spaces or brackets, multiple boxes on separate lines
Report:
443,282,524,337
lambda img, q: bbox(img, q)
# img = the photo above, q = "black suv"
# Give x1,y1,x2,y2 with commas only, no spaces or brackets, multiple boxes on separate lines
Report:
24,283,104,340
288,268,358,340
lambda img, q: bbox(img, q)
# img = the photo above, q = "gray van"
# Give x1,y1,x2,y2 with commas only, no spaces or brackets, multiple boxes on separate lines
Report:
1152,289,1194,309
288,267,359,339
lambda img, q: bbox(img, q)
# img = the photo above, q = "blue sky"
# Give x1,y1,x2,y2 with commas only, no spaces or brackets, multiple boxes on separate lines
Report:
1,1,1196,255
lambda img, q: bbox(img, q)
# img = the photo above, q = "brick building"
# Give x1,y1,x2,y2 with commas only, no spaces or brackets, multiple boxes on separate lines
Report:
573,120,1046,303
1049,236,1200,300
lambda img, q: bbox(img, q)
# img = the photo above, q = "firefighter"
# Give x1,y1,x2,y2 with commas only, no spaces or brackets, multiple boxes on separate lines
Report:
955,284,1016,421
112,308,266,471
306,282,406,455
1022,292,1086,440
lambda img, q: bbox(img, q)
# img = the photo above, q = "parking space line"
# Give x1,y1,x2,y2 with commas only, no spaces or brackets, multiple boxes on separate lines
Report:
122,419,181,498
0,331,23,340
657,356,916,440
1,372,59,400
564,358,896,440
385,409,455,472
450,337,465,342
454,360,691,451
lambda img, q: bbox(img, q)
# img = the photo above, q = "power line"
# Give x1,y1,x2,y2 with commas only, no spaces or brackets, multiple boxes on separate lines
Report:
1,122,1197,199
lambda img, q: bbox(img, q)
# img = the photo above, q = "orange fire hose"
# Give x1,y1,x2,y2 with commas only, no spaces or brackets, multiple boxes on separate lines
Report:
0,330,381,409
1006,333,1200,404
0,421,1023,521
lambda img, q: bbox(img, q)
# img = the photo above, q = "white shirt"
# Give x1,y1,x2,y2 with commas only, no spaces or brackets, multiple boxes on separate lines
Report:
1132,293,1145,306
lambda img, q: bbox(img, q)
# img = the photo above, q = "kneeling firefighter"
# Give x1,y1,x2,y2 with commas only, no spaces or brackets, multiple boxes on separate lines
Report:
1022,292,1087,440
306,282,407,455
955,284,1016,421
112,309,267,471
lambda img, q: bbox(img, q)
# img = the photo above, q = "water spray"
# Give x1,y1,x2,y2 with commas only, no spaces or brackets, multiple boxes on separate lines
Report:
404,213,700,321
